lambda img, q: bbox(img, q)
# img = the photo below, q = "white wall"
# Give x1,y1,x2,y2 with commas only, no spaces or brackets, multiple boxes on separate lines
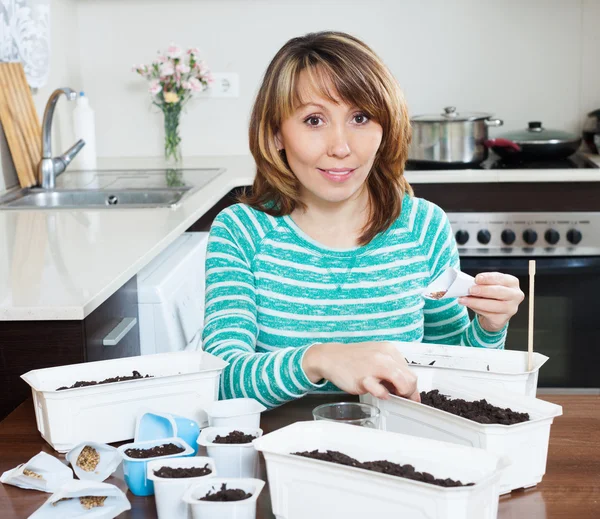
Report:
0,0,80,192
29,0,600,159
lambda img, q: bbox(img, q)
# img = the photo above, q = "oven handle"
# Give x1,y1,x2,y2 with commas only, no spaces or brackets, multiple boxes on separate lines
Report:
460,256,600,275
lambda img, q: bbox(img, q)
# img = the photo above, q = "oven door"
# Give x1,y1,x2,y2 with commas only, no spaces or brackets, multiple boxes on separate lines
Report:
461,256,600,389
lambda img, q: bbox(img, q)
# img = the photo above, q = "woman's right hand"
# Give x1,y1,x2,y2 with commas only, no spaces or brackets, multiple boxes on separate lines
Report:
302,341,420,402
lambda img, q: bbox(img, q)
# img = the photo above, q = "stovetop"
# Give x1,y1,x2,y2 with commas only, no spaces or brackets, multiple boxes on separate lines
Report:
405,152,599,170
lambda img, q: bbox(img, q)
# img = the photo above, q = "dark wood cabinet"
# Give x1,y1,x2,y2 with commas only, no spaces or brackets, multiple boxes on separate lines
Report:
187,187,246,232
0,275,140,420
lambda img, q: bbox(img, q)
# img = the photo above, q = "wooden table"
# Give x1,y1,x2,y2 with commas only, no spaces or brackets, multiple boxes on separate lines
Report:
0,394,598,518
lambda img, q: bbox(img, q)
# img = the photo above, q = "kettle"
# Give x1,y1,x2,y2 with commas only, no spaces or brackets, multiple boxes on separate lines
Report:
583,108,600,154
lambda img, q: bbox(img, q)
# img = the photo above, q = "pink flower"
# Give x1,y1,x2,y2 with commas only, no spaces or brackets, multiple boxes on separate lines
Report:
188,77,204,92
149,80,162,96
176,63,190,74
160,62,174,76
154,54,167,63
195,61,210,76
181,80,192,91
187,47,201,56
167,44,183,59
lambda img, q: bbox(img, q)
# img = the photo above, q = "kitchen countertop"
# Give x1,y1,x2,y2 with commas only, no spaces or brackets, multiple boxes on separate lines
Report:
0,393,598,518
0,156,253,321
1,153,600,322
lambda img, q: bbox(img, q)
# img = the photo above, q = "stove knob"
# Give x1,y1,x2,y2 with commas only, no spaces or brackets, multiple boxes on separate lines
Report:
501,229,516,245
523,229,538,245
455,230,469,245
477,230,491,245
545,229,560,245
567,229,582,245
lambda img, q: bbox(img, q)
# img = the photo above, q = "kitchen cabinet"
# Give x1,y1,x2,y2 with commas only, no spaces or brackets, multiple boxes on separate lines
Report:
187,186,246,232
0,275,140,420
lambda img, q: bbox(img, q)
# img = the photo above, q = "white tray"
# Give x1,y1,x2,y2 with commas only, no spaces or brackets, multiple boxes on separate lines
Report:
21,351,227,452
253,420,507,519
361,371,562,495
393,341,548,397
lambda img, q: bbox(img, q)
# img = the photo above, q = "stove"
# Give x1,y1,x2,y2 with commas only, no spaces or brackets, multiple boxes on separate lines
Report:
448,211,600,257
408,152,600,389
405,152,599,170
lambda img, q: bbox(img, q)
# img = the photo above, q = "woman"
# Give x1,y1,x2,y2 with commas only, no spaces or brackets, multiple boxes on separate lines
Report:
202,31,524,408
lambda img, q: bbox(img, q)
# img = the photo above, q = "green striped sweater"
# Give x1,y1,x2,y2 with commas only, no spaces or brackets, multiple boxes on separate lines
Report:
202,195,507,408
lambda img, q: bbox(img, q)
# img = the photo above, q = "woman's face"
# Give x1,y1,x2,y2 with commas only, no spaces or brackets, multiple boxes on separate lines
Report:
276,70,383,207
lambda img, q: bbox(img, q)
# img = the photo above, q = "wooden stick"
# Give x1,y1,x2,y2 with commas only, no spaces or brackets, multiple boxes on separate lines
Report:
528,260,536,371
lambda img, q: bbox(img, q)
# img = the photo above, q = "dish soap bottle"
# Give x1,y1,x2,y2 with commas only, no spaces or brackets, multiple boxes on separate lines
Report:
72,91,97,170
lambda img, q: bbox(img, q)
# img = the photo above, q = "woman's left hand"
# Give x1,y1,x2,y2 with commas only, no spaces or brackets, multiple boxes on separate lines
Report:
458,272,525,332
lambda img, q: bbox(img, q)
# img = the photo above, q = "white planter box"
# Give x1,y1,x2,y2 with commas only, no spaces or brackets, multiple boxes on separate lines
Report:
21,351,227,452
393,341,548,397
253,420,507,519
361,372,562,495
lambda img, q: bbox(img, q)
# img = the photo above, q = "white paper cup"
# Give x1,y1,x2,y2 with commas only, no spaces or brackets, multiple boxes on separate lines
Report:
205,398,266,428
66,441,121,482
182,478,265,519
148,457,216,519
197,427,262,478
422,267,476,300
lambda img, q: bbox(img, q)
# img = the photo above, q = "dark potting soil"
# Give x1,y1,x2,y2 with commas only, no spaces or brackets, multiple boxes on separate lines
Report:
153,464,212,478
213,430,257,444
293,450,473,488
420,389,530,425
200,483,252,502
404,358,436,366
124,443,185,459
56,370,152,390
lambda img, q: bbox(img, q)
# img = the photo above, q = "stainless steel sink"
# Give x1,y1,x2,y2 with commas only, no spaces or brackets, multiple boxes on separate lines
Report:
0,187,195,209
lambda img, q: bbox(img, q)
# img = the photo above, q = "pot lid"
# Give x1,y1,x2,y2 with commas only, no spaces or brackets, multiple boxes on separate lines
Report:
499,121,580,145
411,106,494,122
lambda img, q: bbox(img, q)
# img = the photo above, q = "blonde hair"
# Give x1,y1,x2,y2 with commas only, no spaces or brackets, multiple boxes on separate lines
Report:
242,31,413,245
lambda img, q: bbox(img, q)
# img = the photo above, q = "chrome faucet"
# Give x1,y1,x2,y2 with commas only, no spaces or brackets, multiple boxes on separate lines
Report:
38,88,85,189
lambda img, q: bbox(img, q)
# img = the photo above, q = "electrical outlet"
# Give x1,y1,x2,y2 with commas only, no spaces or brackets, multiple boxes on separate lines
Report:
207,72,239,98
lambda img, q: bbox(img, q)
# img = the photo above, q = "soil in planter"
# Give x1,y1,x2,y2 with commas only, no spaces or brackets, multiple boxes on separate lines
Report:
420,389,530,425
153,464,212,478
200,483,252,502
213,430,257,444
293,450,473,488
56,370,152,390
124,443,185,459
405,358,436,366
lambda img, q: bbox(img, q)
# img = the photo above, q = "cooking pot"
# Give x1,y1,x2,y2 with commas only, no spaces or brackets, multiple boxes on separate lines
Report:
486,121,582,161
409,106,504,166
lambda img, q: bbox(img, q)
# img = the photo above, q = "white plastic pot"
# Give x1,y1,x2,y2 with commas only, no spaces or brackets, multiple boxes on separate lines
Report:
253,420,507,519
182,478,265,519
147,456,216,519
20,351,227,452
205,398,266,428
361,372,562,494
393,341,548,397
197,427,262,478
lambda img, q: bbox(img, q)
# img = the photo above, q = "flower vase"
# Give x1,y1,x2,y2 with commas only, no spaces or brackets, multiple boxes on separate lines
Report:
163,103,182,167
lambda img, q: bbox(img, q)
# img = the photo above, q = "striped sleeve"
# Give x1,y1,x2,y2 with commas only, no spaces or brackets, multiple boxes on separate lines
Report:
419,201,507,349
202,206,326,409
